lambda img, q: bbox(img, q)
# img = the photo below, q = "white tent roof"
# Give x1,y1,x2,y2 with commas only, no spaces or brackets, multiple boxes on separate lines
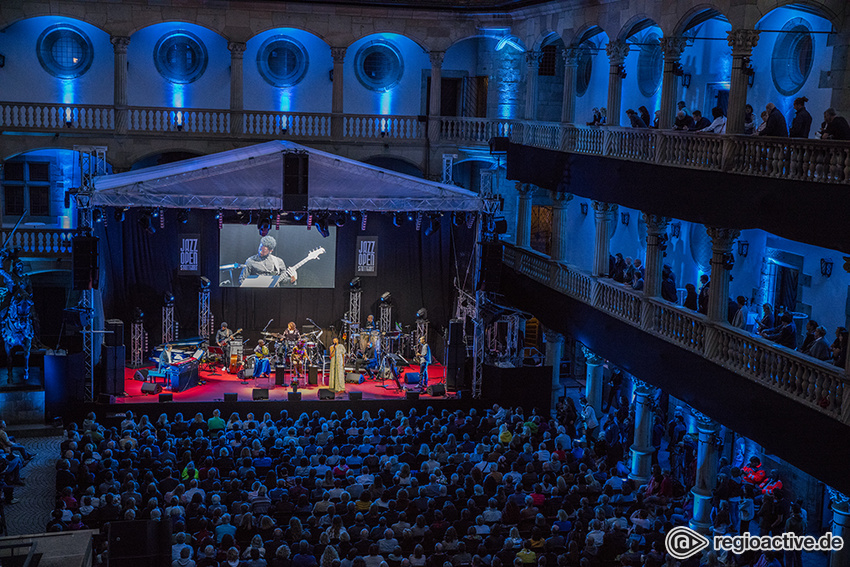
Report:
92,141,483,211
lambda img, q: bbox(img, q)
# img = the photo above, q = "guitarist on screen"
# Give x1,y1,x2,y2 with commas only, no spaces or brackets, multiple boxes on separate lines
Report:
239,235,297,286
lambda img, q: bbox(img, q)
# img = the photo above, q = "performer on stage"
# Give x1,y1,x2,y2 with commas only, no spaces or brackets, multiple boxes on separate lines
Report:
254,339,271,379
291,341,307,382
363,341,379,380
417,336,431,390
158,344,173,372
363,314,378,331
283,321,300,342
329,338,346,394
239,235,297,286
216,322,233,357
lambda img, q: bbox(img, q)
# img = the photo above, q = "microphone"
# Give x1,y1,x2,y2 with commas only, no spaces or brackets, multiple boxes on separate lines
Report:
262,319,274,332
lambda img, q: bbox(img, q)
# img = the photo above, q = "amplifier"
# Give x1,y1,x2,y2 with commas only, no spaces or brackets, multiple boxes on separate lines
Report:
166,358,199,392
319,388,335,400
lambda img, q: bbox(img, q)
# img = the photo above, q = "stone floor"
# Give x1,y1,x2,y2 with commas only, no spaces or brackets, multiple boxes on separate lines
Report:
4,435,61,536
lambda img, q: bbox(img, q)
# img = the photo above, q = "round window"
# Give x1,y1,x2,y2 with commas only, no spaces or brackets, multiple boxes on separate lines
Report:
354,41,404,92
36,24,94,79
576,45,593,97
637,34,662,97
771,19,814,96
257,36,309,87
154,31,208,84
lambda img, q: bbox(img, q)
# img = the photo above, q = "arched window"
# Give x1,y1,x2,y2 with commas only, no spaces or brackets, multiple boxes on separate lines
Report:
771,19,814,96
354,41,404,92
257,36,309,88
154,31,208,84
637,33,662,97
37,24,94,79
576,45,593,97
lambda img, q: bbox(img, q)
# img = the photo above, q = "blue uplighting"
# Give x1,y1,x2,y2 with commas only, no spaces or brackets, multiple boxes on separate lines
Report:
279,88,292,112
379,91,392,115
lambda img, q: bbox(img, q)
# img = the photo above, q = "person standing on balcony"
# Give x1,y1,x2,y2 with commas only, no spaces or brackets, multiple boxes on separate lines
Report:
755,303,774,333
789,97,812,138
797,319,817,353
638,106,651,128
804,326,831,361
690,110,711,131
697,275,710,315
731,296,749,329
758,103,788,137
683,283,698,311
830,326,848,367
821,108,850,140
677,101,689,116
698,107,727,134
626,109,647,128
743,104,756,135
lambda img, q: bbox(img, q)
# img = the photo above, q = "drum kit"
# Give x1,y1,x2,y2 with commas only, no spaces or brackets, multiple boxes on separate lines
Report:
261,328,325,368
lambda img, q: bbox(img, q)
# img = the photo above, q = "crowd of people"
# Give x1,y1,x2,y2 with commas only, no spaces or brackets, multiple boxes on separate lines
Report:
589,97,850,140
43,395,815,567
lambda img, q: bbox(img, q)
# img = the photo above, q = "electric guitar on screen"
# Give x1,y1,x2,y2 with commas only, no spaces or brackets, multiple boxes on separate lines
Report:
240,247,327,288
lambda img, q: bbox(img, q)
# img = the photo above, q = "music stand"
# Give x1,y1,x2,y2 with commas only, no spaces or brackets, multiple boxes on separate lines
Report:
205,346,223,376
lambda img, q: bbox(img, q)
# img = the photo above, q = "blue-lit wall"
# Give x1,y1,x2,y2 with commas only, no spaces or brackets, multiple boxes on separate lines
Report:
127,23,229,109
751,7,833,133
244,29,332,113
574,35,609,126
679,19,732,117
478,37,525,119
0,17,113,105
344,33,429,116
537,39,566,122
619,27,663,127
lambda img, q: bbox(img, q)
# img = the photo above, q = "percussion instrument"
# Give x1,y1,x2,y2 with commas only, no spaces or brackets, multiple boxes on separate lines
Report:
228,339,243,373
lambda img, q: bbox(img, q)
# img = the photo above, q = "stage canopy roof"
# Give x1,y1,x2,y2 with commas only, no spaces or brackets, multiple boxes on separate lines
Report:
92,141,483,212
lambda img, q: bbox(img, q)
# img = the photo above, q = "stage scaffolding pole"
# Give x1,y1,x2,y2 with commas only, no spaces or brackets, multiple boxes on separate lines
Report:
163,301,176,344
348,288,361,355
415,319,429,346
131,319,145,368
198,286,212,339
379,304,392,335
73,145,108,402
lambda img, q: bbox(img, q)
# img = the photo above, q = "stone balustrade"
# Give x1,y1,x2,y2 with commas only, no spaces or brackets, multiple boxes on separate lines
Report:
502,242,850,424
2,102,849,184
0,228,76,257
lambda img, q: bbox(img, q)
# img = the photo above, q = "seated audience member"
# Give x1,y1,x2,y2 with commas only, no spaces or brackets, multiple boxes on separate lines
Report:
690,110,711,131
804,326,832,361
761,312,797,349
698,107,727,134
673,111,694,131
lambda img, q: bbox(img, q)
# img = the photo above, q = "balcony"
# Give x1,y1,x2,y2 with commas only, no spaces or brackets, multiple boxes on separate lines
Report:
502,243,850,425
0,227,75,258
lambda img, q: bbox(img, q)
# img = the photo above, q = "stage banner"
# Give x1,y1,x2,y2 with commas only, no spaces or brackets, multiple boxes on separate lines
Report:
355,236,378,277
179,233,200,275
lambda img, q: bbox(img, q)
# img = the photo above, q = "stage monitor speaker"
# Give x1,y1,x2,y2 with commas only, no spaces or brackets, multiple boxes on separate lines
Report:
349,392,363,401
404,372,420,385
288,392,302,402
319,388,335,400
406,391,420,401
308,366,318,385
107,519,171,567
427,383,446,397
140,382,162,394
489,136,510,154
275,366,287,386
224,393,238,402
105,319,124,347
283,152,309,211
71,235,99,291
133,369,148,381
102,345,125,396
158,393,173,403
98,393,114,404
345,372,363,384
253,388,269,400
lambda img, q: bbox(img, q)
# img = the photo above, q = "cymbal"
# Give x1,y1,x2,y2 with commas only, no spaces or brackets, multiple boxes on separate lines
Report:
350,333,361,338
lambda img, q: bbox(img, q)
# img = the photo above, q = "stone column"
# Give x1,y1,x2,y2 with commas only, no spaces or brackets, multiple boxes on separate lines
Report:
515,183,535,248
545,330,565,411
592,201,618,277
549,191,574,263
829,492,850,567
228,42,246,135
658,37,688,130
561,47,579,124
642,213,669,298
111,36,131,135
524,51,540,121
629,380,655,483
605,41,630,127
706,227,741,323
428,51,445,143
581,346,603,418
331,47,346,138
690,412,720,534
726,30,760,134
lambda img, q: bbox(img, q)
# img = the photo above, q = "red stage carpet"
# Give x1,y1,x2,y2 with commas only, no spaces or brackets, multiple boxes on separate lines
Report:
116,364,449,403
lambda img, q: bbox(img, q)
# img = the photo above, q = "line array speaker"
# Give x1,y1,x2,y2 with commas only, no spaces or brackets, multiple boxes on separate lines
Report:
252,388,269,400
72,235,99,291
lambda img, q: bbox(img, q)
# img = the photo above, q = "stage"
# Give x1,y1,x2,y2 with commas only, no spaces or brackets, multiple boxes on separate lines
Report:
115,362,451,403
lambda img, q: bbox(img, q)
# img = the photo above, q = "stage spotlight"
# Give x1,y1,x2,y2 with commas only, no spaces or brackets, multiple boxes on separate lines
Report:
315,215,330,238
239,210,253,225
452,211,462,226
424,213,441,236
292,212,305,222
380,292,392,303
349,211,358,222
163,291,175,306
134,307,145,321
416,308,428,319
392,212,403,227
406,211,415,222
92,208,103,223
349,277,361,290
177,209,189,224
114,208,127,222
332,212,346,227
257,212,272,236
138,210,155,235
200,276,211,289
152,208,160,218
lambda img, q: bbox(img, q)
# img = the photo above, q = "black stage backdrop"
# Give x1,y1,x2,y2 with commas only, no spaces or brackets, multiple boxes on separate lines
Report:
98,210,476,362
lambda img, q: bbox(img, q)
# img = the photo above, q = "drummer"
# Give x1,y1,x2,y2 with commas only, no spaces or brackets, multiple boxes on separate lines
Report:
283,321,300,342
363,314,378,331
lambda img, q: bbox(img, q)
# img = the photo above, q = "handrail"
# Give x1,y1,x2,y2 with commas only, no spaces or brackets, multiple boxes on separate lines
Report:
0,227,76,256
503,242,850,424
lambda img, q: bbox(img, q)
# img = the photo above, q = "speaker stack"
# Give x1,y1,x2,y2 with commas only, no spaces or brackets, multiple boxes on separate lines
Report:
71,235,99,291
445,319,466,391
283,153,309,211
101,344,125,396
